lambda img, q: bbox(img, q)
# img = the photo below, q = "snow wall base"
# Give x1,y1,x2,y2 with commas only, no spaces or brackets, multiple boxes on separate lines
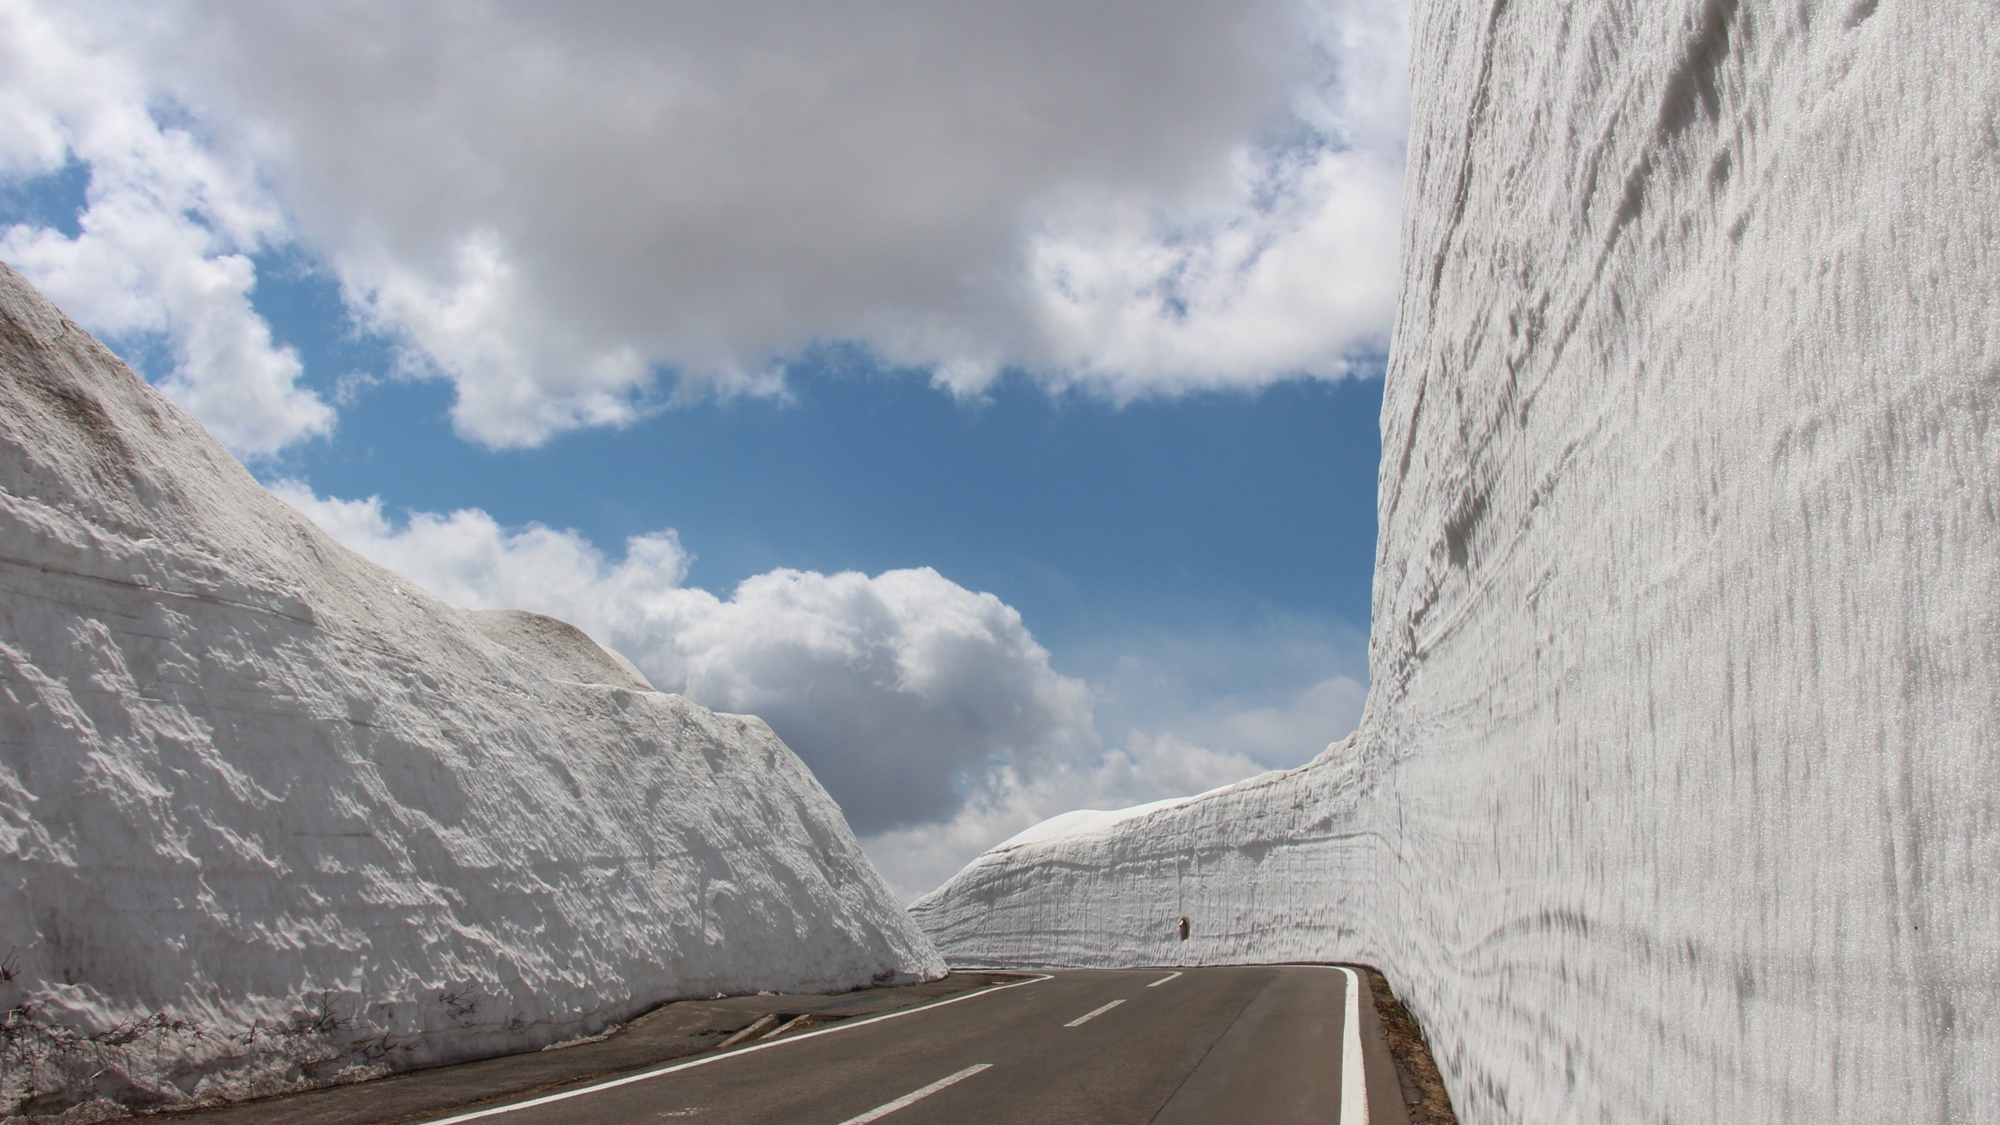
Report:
0,261,943,1118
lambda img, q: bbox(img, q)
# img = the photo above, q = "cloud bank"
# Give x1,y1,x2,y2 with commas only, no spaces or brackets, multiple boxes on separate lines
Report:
276,484,1362,899
0,0,1407,454
0,0,332,456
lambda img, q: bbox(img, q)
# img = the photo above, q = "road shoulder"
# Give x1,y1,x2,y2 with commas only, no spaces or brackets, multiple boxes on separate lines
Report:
1363,967,1458,1125
134,972,1023,1125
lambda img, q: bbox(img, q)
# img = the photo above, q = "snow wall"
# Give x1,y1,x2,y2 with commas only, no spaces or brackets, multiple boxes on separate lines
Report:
912,2,1999,1121
0,262,944,1117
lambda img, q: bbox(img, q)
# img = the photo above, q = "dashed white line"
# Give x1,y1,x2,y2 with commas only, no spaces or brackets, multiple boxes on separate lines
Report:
1338,967,1369,1125
1063,998,1126,1027
835,1063,992,1125
1146,971,1183,988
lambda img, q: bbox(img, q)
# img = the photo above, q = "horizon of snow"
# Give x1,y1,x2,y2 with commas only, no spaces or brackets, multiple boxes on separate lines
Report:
987,785,1244,852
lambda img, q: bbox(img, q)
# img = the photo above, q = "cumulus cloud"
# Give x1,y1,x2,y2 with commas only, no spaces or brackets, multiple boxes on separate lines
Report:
274,483,1098,837
0,0,332,458
1,0,1406,450
1016,146,1402,400
276,484,1359,898
1009,0,1408,399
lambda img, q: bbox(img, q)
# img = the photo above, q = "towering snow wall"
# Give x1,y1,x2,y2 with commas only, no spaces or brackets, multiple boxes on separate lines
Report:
0,262,944,1117
913,2,1999,1120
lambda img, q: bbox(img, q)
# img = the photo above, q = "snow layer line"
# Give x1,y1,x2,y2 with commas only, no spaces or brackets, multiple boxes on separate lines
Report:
912,2,2000,1121
0,260,944,1117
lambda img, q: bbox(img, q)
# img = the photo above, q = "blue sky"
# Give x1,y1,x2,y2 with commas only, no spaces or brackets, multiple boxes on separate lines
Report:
263,259,1385,654
0,0,1406,897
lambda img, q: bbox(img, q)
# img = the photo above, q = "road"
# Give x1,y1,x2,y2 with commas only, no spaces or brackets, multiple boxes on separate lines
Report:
421,966,1409,1125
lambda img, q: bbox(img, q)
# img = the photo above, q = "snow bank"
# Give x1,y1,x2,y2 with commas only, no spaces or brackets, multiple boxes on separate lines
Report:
985,780,1254,852
0,261,943,1118
913,2,2000,1121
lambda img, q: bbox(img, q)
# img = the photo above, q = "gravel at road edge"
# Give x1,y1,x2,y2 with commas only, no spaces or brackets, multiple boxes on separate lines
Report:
1365,969,1458,1125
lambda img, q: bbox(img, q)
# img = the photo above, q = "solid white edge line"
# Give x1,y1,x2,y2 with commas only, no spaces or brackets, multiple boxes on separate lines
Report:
1063,998,1126,1027
1146,971,1183,988
835,1062,992,1125
415,974,1053,1124
1338,966,1370,1125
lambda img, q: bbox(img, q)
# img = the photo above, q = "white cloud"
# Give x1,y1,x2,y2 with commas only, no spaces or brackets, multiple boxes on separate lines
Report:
341,229,659,448
0,0,332,458
275,484,1361,899
2,0,1406,449
1016,145,1403,400
273,483,1098,837
1005,0,1409,399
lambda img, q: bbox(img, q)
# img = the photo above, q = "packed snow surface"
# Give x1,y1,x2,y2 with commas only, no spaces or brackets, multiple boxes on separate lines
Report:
914,2,2000,1121
988,782,1248,851
0,261,943,1117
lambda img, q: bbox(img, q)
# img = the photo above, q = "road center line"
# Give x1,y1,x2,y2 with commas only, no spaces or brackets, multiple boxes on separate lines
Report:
1146,971,1183,988
1064,998,1126,1027
1338,966,1369,1125
835,1063,992,1125
415,975,1051,1123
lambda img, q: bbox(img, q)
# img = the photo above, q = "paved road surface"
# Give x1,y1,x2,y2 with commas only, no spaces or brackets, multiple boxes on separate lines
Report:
422,966,1408,1125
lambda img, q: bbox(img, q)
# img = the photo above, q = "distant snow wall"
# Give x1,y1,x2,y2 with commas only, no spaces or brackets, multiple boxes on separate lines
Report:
0,262,944,1118
912,3,1999,1121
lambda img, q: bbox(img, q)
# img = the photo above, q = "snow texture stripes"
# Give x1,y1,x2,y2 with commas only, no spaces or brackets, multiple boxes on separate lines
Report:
912,2,2000,1121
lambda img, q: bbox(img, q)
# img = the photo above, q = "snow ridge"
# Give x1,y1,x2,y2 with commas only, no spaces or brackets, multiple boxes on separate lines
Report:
0,261,943,1117
912,3,2000,1121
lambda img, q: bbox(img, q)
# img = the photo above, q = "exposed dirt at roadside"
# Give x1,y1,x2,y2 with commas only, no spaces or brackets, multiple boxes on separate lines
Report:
1364,968,1459,1125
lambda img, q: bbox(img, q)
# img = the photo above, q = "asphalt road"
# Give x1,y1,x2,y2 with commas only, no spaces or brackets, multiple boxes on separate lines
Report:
419,966,1409,1125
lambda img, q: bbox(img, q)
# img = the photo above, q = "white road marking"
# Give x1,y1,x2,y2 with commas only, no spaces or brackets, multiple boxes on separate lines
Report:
1064,998,1126,1027
1146,971,1183,988
415,975,1052,1123
834,1063,992,1125
1338,967,1369,1125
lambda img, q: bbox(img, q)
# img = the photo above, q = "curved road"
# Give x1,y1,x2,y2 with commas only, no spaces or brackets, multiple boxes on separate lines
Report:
422,966,1409,1125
